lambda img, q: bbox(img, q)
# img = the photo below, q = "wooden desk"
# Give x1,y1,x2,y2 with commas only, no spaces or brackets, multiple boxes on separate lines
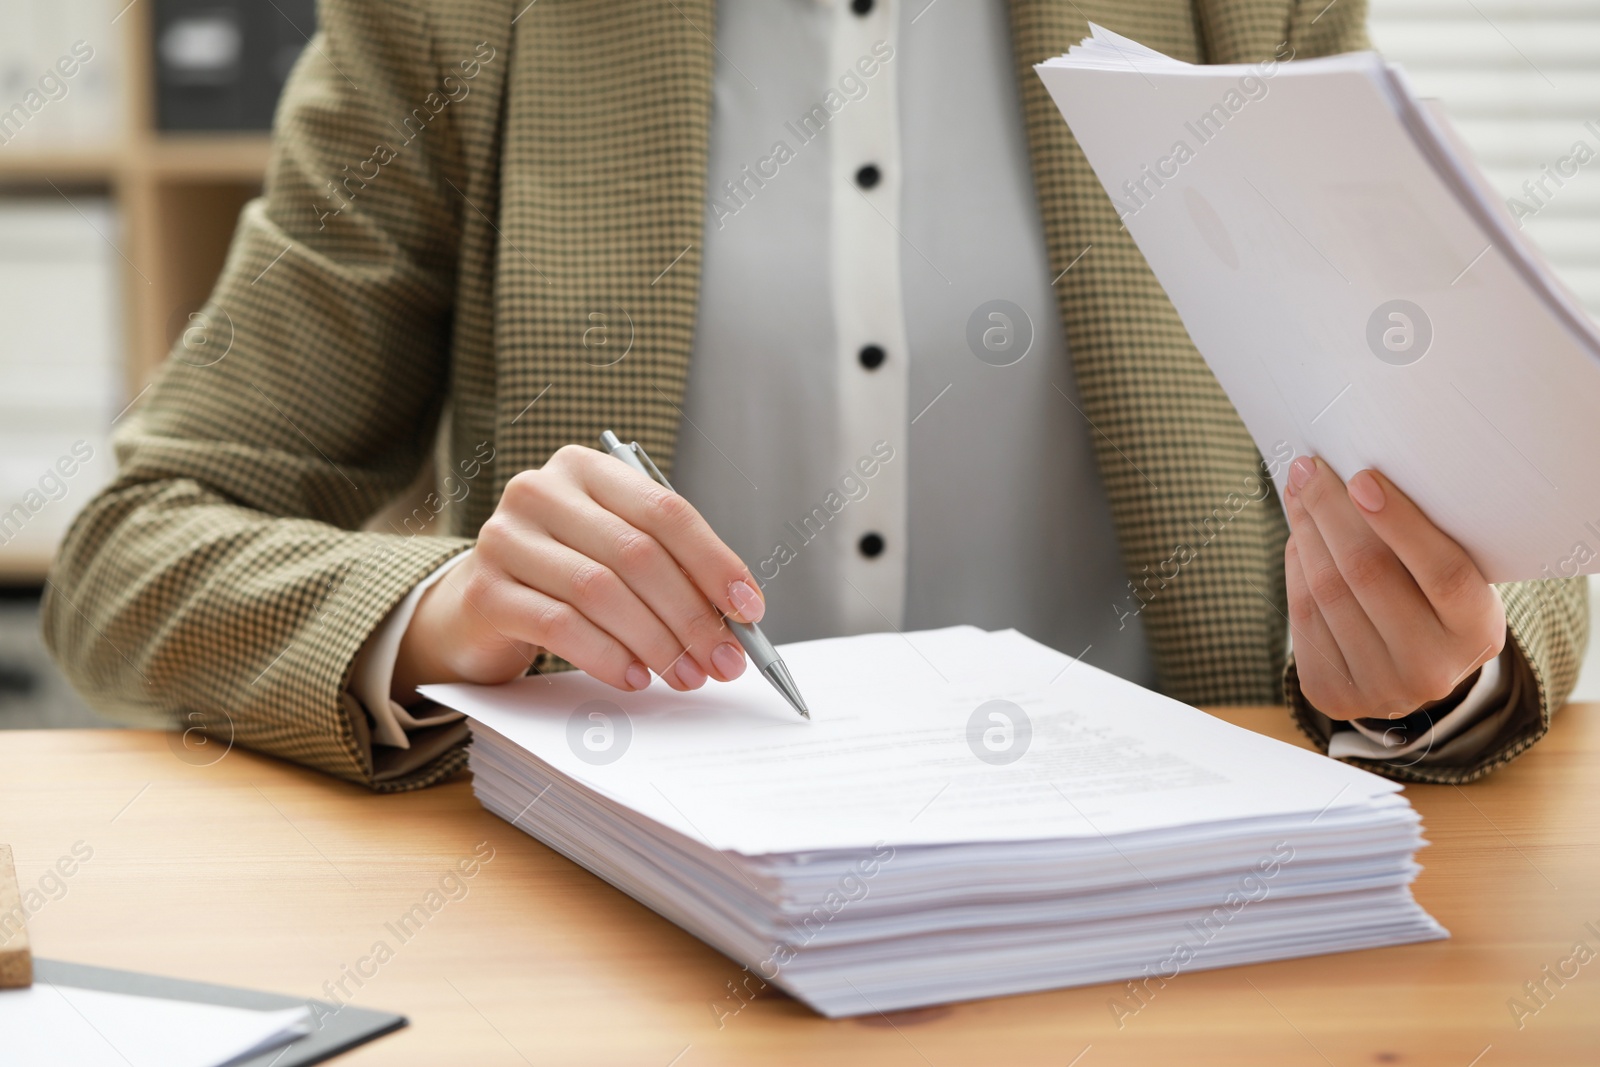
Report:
3,709,1597,1066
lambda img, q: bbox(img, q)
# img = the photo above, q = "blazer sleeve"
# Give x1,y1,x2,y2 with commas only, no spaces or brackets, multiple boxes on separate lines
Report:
1286,580,1590,783
1271,0,1593,783
42,0,485,790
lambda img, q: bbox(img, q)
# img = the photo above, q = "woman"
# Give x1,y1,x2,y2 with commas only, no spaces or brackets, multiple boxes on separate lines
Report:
44,0,1586,789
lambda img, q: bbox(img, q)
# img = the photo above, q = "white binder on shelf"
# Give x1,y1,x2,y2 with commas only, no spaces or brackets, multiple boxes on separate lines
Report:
0,198,122,563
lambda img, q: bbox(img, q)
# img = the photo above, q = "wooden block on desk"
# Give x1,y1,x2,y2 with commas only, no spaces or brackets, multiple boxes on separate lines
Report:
0,844,32,988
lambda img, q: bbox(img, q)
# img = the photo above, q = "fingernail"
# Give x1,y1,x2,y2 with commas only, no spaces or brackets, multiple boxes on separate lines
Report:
625,662,651,691
1348,470,1386,513
711,641,746,680
674,656,707,689
728,579,765,623
1288,456,1315,493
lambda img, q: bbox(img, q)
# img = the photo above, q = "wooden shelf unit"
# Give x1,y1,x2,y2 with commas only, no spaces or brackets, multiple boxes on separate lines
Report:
0,3,271,583
0,1,271,390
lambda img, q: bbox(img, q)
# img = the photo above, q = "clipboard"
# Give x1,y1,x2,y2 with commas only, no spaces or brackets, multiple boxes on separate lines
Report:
31,959,405,1066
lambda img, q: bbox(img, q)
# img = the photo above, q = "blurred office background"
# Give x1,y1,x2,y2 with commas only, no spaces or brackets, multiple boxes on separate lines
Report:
0,0,1595,730
0,0,311,726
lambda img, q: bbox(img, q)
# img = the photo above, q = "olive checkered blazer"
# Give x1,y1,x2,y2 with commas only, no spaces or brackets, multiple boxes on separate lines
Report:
43,0,1587,789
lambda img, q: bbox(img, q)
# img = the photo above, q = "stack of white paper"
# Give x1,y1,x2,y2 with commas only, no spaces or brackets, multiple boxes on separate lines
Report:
1036,26,1600,583
424,627,1444,1017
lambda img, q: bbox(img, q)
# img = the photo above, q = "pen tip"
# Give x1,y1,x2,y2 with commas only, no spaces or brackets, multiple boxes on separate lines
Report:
786,690,810,719
761,659,810,719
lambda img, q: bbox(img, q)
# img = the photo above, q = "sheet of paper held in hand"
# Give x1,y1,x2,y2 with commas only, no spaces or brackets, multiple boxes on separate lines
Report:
424,627,1401,858
1035,26,1600,583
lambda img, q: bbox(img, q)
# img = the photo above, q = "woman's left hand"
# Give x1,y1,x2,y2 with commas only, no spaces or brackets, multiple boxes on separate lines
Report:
1283,455,1506,721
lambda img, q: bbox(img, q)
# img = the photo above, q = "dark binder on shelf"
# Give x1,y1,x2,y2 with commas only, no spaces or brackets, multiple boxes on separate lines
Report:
153,0,317,131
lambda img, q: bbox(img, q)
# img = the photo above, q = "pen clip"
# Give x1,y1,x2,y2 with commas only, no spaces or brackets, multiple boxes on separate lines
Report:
629,441,675,493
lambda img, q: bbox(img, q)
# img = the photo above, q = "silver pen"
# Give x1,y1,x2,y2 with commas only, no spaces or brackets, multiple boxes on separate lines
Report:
598,430,810,719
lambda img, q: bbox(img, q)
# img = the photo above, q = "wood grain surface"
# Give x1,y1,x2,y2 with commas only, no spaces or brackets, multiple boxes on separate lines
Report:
2,707,1596,1065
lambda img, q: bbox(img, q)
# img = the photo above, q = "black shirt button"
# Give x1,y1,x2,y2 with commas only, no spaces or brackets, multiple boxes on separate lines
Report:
851,0,873,13
858,344,885,370
858,532,885,558
855,164,881,190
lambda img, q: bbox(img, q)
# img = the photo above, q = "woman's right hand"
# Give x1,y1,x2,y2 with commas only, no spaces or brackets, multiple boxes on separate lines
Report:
391,444,765,700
